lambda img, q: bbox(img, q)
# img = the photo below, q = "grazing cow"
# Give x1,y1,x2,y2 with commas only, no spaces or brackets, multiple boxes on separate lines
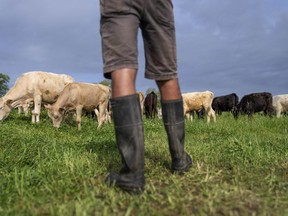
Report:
182,91,216,123
272,94,288,118
212,93,239,115
144,91,158,118
233,92,273,118
45,82,111,130
0,71,74,123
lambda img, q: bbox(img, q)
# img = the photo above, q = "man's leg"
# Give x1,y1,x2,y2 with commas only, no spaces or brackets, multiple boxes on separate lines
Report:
111,69,137,97
157,79,192,174
106,69,145,194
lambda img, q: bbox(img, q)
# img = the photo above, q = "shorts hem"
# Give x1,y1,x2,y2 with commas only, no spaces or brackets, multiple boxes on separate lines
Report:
104,63,138,79
145,72,178,81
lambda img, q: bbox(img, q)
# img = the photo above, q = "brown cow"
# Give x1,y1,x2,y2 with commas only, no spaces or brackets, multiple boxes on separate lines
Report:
144,91,158,118
45,82,111,130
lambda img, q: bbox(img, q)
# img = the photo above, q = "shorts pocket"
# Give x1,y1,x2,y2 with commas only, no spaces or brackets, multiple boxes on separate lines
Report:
101,0,131,15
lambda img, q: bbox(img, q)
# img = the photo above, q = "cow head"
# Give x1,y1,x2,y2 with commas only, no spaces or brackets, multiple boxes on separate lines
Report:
0,99,13,121
45,104,65,128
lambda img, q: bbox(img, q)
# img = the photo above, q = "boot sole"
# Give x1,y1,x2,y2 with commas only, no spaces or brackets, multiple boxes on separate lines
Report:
172,155,192,175
106,173,145,194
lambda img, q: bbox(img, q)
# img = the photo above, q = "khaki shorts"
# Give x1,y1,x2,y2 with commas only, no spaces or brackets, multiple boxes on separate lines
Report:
100,0,178,80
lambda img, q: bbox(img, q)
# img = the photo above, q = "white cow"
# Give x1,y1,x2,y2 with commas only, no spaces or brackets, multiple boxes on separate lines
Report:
272,94,288,118
45,82,111,130
0,71,74,123
182,91,216,123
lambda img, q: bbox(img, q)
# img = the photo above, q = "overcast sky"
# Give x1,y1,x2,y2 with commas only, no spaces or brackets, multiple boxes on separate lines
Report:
1,0,287,98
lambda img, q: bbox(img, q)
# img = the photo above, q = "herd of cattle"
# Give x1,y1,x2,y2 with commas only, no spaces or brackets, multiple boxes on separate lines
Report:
0,71,287,130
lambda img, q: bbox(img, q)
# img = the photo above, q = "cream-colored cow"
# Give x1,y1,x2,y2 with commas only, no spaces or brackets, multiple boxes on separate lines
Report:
0,71,74,123
182,91,216,123
272,94,288,118
45,82,111,130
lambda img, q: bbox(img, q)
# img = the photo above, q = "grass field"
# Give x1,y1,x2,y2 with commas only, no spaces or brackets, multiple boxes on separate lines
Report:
0,111,287,215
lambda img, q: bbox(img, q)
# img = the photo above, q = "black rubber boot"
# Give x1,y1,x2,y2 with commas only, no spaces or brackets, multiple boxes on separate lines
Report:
161,98,192,175
106,94,145,194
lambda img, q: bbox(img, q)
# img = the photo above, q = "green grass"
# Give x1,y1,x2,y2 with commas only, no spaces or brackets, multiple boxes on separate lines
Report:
0,111,287,215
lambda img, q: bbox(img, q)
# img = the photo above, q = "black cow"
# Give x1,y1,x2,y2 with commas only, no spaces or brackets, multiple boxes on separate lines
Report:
144,91,158,118
233,92,273,118
212,93,239,115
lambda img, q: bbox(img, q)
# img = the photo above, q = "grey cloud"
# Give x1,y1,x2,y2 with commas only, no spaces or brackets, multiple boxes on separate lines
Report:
174,0,288,97
1,0,287,98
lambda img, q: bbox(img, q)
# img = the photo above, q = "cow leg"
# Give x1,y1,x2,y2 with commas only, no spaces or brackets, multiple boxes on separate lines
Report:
276,110,281,118
189,112,194,121
161,98,192,174
75,106,83,130
206,107,216,123
149,107,152,118
106,109,112,123
97,101,107,129
18,106,23,115
94,108,99,122
140,103,144,117
158,108,162,119
32,95,42,123
185,112,193,122
205,108,211,123
23,105,29,116
103,107,111,123
211,109,216,123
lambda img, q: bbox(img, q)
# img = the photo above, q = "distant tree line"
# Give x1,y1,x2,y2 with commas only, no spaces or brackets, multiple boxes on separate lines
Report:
0,73,10,97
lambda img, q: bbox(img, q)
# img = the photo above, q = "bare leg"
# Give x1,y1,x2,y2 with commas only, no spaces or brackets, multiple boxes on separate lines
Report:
111,69,137,98
156,79,181,100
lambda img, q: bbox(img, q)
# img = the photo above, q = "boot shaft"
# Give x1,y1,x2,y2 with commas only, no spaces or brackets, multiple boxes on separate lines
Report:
161,98,185,125
161,98,185,160
111,94,143,127
110,94,145,174
161,98,192,172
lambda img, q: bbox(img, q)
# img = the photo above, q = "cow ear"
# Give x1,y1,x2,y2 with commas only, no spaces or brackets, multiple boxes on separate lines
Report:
5,100,13,109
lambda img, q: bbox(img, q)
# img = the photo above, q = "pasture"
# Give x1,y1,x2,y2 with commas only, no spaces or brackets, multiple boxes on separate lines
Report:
0,111,288,215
